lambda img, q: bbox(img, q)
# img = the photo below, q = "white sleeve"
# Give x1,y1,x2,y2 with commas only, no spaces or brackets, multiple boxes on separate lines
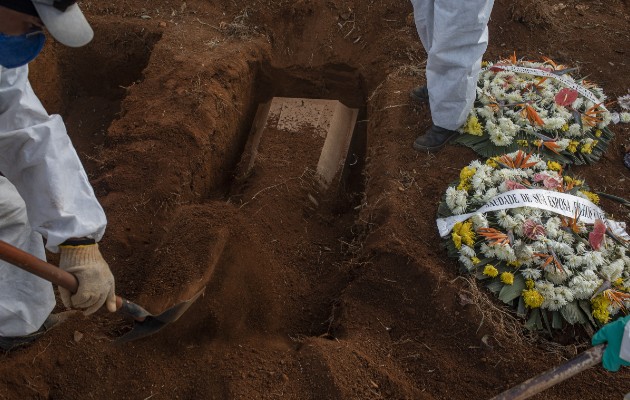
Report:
621,319,630,362
0,65,106,252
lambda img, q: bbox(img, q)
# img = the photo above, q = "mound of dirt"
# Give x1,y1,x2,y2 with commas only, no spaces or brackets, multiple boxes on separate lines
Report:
2,0,629,399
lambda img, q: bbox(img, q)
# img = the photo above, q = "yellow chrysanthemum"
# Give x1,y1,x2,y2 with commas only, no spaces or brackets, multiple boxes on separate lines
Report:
580,191,600,204
507,260,521,268
567,140,579,153
463,115,483,136
595,129,602,138
533,140,542,147
516,140,529,147
486,158,498,168
501,272,515,285
546,161,562,172
457,166,477,191
522,289,544,308
580,140,598,154
561,124,569,132
453,221,475,247
591,295,611,324
483,265,499,278
525,279,535,290
472,257,480,265
451,232,462,249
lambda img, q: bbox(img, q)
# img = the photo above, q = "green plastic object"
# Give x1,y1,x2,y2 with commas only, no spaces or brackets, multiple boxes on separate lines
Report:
592,315,630,372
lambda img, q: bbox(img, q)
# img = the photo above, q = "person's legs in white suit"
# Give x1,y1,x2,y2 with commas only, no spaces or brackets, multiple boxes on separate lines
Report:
0,176,55,347
410,0,494,151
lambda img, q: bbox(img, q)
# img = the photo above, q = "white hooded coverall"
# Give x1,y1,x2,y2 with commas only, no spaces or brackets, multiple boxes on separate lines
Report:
0,65,106,336
411,0,494,130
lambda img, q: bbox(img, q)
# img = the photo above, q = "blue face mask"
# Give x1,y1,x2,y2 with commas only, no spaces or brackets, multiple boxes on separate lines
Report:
0,30,46,69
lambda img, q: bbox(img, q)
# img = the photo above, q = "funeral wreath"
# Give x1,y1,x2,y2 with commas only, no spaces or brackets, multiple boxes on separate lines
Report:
437,150,630,331
454,55,615,165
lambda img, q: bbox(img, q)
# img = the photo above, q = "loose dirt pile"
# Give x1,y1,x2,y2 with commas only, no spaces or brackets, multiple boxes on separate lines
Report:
2,0,629,399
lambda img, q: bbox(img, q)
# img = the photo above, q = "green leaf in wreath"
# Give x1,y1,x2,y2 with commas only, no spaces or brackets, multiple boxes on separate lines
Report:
517,296,526,318
552,311,563,330
498,274,526,303
525,308,542,331
560,302,587,325
486,280,504,294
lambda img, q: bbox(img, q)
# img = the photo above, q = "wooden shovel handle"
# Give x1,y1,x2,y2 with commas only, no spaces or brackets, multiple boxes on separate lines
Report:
490,344,605,400
0,240,79,292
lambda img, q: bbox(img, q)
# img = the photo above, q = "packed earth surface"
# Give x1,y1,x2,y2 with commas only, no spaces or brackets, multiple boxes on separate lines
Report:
2,0,630,399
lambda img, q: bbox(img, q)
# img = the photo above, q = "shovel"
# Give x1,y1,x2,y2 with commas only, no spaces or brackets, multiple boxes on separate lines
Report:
0,240,204,343
490,344,605,400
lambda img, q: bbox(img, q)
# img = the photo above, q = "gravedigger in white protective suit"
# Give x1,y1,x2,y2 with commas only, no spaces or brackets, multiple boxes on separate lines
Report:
0,0,116,351
410,0,494,152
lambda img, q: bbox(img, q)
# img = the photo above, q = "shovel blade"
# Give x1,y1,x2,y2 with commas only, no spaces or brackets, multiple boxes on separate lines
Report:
115,288,205,343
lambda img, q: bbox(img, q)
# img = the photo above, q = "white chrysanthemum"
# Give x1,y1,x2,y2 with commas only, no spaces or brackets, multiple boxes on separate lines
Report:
481,187,498,203
477,105,496,120
460,245,476,258
557,287,575,303
564,254,583,269
488,124,514,146
479,243,495,258
618,93,630,110
459,254,474,269
575,242,587,255
545,217,561,235
497,210,518,230
530,240,548,253
493,244,517,262
601,259,625,281
545,267,572,285
506,91,523,104
567,124,582,138
597,111,612,128
470,213,488,230
498,117,519,137
490,85,507,101
493,168,528,185
543,117,566,131
535,280,555,299
471,176,487,192
515,243,535,261
556,230,576,246
446,187,468,214
584,100,595,111
620,112,630,123
549,241,573,256
571,97,584,110
543,287,569,311
554,108,572,121
569,275,600,300
522,268,542,280
583,251,605,268
527,208,544,221
555,138,570,151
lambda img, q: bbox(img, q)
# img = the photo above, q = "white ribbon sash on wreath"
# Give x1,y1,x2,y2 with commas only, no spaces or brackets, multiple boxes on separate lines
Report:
486,65,608,112
436,189,629,241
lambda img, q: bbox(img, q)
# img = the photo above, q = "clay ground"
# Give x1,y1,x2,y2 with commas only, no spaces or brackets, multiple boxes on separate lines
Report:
2,0,630,399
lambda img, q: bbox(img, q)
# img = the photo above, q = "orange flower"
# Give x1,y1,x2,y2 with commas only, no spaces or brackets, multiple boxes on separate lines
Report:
477,227,510,246
499,151,538,169
521,104,545,126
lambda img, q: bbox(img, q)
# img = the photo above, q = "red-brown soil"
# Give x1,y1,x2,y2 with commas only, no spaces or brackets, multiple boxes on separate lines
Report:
2,0,630,399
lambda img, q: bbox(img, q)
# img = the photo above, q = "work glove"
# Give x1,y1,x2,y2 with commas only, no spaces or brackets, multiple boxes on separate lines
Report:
591,315,630,372
58,243,117,315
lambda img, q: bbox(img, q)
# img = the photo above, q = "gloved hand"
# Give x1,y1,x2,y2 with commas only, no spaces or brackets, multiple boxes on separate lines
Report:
58,243,116,315
592,315,630,372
